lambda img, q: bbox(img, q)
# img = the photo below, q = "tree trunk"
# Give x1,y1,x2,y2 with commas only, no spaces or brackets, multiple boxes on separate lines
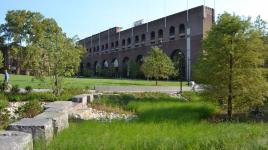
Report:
155,78,158,86
227,53,233,120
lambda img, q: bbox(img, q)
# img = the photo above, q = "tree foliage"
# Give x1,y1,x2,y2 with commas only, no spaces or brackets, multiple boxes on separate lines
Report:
194,13,268,119
142,47,175,85
0,10,85,95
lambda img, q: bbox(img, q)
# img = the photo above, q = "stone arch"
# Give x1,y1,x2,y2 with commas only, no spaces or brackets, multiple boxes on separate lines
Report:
111,58,119,68
122,57,130,77
111,58,119,77
171,49,186,79
94,61,100,75
102,60,109,68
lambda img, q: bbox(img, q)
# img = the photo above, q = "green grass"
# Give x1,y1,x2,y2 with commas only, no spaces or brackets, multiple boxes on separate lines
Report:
8,75,185,89
42,93,268,150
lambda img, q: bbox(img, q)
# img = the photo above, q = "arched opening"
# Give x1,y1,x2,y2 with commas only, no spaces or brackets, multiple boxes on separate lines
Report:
102,60,109,69
122,57,130,77
169,26,175,37
80,63,84,75
86,62,91,69
179,24,186,38
158,29,163,38
111,58,119,77
150,31,156,40
94,61,99,75
171,49,186,79
136,55,144,65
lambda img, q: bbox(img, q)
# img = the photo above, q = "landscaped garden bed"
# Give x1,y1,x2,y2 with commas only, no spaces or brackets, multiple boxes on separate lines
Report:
38,92,268,150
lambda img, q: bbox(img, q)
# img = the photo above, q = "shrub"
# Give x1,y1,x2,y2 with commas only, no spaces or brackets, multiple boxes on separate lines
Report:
25,86,33,93
0,93,8,110
16,100,43,118
11,85,20,94
0,109,9,129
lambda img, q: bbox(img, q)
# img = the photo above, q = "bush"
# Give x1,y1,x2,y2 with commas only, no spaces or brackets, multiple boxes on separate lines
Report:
0,109,9,129
11,85,20,94
25,86,33,93
0,93,8,110
16,100,43,118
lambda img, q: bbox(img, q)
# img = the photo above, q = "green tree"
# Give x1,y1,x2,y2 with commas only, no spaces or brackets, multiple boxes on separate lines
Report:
142,47,175,85
0,10,44,74
194,13,268,119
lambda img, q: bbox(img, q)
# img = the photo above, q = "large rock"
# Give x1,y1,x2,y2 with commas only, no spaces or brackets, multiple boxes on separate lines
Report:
44,101,73,115
0,130,33,150
8,118,53,144
34,111,69,135
72,94,88,106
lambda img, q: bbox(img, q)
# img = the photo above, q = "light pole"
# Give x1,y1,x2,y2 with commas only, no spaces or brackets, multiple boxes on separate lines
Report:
178,51,184,94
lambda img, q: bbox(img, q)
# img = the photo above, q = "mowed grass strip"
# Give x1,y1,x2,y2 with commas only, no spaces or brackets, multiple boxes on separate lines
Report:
8,75,184,89
42,94,268,150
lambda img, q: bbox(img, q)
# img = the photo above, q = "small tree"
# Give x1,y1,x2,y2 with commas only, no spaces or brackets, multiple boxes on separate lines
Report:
142,47,175,85
194,13,268,119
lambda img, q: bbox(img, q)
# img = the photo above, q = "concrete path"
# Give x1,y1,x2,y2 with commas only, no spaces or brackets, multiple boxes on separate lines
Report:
95,86,192,93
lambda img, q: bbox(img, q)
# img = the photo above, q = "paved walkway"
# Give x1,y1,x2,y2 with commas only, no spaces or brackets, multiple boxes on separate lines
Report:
95,86,192,93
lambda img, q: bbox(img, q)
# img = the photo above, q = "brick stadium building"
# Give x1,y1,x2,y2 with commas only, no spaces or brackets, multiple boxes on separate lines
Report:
79,5,214,80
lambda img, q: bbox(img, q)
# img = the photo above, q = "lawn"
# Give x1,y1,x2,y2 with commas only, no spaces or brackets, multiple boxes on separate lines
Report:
41,93,268,150
8,75,184,89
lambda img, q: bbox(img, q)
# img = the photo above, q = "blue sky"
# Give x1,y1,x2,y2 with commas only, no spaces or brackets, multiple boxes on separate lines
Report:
0,0,267,39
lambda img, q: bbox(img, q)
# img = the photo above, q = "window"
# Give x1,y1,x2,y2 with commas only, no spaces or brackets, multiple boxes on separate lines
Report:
122,39,126,46
105,43,108,49
111,42,114,49
135,35,139,43
150,31,155,40
93,47,96,52
169,26,175,36
101,45,105,51
179,24,186,38
141,34,146,42
115,41,119,48
89,48,92,52
158,29,163,38
127,38,131,45
97,46,99,51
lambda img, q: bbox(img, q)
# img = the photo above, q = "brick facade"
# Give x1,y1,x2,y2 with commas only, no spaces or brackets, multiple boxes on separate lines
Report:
79,5,214,79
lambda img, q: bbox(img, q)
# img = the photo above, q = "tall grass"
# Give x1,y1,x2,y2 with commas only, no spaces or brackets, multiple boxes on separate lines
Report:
42,93,268,150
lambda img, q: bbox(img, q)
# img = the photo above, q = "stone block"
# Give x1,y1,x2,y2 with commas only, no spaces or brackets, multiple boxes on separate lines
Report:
72,94,88,106
8,118,53,144
44,101,73,111
0,130,33,150
34,111,69,135
44,101,74,115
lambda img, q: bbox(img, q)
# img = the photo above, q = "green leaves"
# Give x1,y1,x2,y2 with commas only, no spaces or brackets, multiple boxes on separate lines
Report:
195,12,268,114
142,47,175,85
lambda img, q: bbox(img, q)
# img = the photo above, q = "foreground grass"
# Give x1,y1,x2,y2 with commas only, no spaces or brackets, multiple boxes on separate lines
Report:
8,75,184,89
42,93,268,150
